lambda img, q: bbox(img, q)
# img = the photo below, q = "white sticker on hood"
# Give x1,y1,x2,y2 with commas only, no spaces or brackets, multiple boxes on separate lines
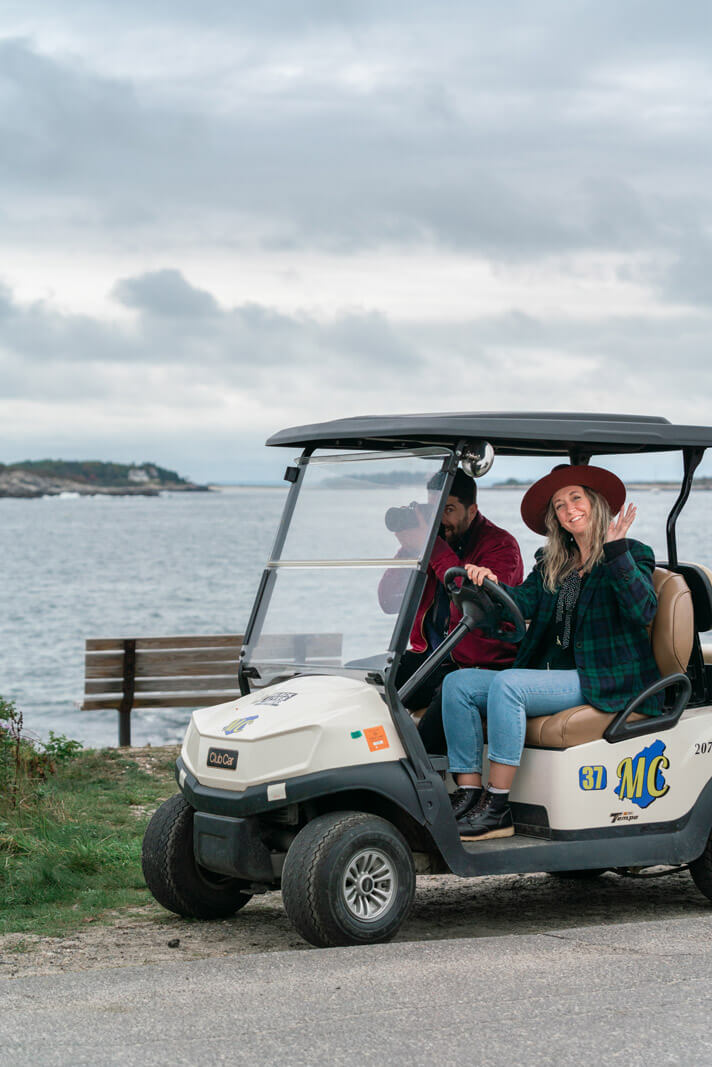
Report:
255,691,298,706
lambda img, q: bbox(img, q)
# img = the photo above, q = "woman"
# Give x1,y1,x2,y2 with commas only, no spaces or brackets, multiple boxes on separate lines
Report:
442,463,663,842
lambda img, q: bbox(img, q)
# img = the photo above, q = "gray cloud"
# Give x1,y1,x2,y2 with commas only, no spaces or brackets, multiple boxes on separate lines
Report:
1,2,711,485
1,269,709,415
1,6,711,265
113,270,220,317
661,236,712,308
0,270,424,398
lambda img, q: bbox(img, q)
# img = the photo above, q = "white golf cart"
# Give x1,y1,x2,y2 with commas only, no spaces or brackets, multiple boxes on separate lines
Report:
142,413,712,947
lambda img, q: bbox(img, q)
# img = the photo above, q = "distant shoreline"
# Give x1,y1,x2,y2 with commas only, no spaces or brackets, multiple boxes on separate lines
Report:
0,460,209,499
3,476,709,499
210,481,710,492
0,486,211,499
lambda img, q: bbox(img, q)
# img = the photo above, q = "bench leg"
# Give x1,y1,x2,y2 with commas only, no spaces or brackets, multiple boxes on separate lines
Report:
118,639,136,747
118,708,132,747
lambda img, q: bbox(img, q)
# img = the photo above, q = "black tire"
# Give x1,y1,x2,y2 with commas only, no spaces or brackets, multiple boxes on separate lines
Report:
281,811,416,948
549,869,607,880
689,833,712,901
141,794,253,919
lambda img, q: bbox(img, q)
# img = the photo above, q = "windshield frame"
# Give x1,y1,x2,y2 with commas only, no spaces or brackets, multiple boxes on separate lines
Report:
238,445,461,691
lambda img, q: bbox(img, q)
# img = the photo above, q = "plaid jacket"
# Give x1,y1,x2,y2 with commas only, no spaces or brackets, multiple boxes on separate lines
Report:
502,539,663,716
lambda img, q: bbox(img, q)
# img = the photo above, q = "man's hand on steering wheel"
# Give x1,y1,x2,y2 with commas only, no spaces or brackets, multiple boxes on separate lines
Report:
464,564,499,586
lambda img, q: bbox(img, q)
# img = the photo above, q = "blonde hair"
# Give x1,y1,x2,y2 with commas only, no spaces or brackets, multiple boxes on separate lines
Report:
540,487,612,593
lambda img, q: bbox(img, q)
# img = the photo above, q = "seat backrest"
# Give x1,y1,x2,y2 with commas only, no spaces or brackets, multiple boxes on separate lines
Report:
676,562,712,632
651,568,694,676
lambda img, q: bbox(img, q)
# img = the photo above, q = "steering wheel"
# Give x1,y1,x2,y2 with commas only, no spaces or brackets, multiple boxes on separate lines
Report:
443,567,526,644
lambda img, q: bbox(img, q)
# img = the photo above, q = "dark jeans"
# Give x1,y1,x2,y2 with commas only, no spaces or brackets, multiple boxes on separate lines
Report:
395,650,457,756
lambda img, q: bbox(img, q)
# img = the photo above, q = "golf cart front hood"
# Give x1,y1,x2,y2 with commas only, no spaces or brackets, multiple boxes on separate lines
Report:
181,675,406,792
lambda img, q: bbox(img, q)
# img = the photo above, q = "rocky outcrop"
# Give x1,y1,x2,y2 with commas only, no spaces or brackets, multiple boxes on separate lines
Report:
0,462,208,498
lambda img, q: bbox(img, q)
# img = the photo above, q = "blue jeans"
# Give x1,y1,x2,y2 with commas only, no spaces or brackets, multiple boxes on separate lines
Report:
442,668,584,773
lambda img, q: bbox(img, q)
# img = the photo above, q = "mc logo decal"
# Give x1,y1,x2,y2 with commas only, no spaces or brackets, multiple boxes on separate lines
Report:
615,739,670,809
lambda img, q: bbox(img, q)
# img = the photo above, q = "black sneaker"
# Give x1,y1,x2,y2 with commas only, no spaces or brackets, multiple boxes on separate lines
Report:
457,788,514,841
449,786,482,820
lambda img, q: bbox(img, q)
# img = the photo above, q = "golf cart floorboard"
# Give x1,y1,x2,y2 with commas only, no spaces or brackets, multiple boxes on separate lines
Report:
458,833,593,876
454,819,704,877
463,833,544,854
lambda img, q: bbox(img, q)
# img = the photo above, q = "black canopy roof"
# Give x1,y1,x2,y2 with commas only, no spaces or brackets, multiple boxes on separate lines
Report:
267,412,712,457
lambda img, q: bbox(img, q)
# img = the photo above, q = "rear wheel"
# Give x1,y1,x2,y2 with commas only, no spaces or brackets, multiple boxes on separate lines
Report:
689,832,712,901
281,811,416,948
142,794,253,919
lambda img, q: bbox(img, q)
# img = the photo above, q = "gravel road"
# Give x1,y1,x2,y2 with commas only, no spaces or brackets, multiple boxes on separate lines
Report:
3,914,712,1066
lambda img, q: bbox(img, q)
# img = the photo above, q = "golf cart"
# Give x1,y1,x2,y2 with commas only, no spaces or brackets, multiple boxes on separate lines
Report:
142,413,712,947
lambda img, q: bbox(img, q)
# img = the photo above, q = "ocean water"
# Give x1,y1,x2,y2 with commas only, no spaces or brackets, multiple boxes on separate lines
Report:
1,486,709,748
1,488,285,748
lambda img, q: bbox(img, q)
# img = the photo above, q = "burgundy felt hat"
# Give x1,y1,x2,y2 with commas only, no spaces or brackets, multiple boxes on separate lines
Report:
520,464,626,535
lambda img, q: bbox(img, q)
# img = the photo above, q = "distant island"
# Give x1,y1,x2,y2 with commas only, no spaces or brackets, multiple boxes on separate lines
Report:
318,471,712,492
489,477,712,491
0,460,209,499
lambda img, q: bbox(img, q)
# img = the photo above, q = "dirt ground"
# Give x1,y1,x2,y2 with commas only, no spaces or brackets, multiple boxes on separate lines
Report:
2,864,709,979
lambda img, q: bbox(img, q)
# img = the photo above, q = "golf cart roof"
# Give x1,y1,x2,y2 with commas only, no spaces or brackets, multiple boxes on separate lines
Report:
267,412,712,457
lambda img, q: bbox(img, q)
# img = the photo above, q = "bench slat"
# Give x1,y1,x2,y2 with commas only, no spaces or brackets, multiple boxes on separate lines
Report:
86,635,244,651
85,652,241,679
139,676,239,694
86,660,241,681
82,693,239,711
85,653,125,679
84,676,242,695
84,679,124,695
135,656,241,678
86,648,241,666
84,634,340,677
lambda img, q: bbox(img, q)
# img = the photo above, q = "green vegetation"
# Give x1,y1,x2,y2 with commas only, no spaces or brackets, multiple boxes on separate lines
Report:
0,698,178,936
0,459,188,486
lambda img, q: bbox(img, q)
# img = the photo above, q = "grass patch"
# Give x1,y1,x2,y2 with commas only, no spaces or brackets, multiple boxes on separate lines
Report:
0,699,179,936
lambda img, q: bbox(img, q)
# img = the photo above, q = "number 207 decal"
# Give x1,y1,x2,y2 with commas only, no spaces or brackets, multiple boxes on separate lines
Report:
579,765,607,791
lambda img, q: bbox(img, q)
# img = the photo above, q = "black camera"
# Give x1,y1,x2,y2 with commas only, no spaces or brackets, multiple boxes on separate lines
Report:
385,501,420,532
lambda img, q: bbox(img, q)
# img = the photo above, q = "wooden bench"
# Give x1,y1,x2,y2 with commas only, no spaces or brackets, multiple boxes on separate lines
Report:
81,632,342,746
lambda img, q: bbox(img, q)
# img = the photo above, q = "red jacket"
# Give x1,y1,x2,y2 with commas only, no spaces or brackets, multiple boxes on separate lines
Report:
379,511,524,668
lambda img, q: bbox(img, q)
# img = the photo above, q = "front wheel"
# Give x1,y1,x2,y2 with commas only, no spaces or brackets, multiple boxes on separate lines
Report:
281,811,416,948
142,794,253,919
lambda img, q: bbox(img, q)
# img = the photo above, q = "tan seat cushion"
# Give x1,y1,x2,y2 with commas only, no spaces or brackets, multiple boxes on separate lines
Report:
525,704,647,748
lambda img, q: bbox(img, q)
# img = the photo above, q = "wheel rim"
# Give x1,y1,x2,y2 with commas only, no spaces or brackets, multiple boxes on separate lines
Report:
342,848,397,923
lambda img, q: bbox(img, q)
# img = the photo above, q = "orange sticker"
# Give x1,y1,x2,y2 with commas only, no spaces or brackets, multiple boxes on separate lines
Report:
364,726,389,752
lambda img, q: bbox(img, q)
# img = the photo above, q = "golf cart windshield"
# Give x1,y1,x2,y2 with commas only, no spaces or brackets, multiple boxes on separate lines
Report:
244,448,452,682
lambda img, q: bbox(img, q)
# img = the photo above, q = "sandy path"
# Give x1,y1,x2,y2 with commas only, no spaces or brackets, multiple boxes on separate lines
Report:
1,863,707,978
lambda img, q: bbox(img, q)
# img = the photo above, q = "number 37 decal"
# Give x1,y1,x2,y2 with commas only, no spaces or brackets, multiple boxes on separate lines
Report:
579,765,607,790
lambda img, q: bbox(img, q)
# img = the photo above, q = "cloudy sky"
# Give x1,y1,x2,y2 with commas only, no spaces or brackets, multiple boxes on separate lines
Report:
1,1,711,483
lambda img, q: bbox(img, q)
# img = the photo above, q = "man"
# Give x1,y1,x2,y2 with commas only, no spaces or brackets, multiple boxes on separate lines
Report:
379,470,523,753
